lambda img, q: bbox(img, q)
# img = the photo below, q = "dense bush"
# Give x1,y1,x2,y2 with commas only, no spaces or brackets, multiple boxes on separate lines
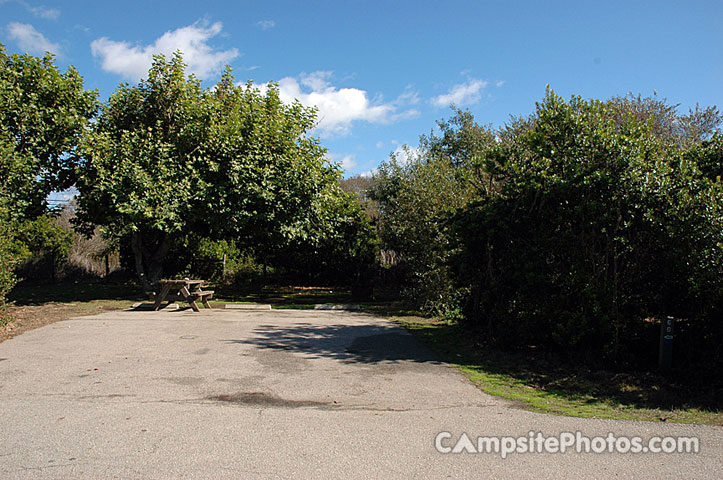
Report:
373,91,722,371
269,185,378,286
14,215,74,282
450,91,723,368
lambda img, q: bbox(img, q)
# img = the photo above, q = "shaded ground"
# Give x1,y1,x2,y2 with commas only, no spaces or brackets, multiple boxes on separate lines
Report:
399,317,723,425
217,284,381,307
8,281,142,305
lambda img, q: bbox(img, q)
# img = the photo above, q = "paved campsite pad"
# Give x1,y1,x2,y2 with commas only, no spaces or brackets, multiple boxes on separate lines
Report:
0,308,720,479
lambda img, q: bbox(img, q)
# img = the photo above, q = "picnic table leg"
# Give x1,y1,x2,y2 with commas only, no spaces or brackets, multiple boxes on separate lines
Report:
180,286,201,312
188,298,201,312
201,296,212,309
153,284,171,311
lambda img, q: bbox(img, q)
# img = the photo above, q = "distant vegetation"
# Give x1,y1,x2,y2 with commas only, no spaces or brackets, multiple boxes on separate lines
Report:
2,44,721,381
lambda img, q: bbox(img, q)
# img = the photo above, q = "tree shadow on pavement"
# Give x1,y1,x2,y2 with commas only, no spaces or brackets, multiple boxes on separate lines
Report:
223,321,442,365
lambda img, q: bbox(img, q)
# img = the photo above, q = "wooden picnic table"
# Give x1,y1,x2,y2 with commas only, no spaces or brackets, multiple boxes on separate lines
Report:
153,278,214,312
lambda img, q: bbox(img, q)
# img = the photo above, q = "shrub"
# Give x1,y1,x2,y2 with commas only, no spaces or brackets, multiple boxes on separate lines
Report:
449,90,723,368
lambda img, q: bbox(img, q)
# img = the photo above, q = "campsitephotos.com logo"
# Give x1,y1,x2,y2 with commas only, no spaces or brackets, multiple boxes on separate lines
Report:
435,431,700,458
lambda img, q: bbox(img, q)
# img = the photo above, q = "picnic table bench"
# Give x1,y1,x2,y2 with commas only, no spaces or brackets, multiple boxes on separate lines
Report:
152,279,214,312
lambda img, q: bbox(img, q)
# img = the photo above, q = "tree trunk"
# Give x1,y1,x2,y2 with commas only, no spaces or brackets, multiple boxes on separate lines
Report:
485,239,494,336
131,232,150,292
611,197,623,357
50,253,57,283
131,231,171,292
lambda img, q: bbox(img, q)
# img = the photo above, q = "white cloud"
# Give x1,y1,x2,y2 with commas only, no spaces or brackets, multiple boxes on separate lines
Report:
391,144,421,166
91,20,239,81
359,168,378,178
6,22,61,55
326,153,357,172
263,71,418,136
390,108,420,122
431,78,488,108
1,1,60,20
30,5,59,20
340,155,356,171
397,84,420,105
255,20,275,30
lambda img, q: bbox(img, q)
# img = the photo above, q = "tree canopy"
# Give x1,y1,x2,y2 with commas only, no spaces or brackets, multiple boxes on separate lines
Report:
75,53,352,289
0,45,97,220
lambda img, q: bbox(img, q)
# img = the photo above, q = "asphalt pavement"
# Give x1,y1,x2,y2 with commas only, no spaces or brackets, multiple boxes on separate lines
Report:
0,307,720,479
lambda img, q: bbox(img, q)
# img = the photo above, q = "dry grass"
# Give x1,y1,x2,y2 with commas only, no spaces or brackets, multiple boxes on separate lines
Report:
2,282,143,343
1,300,136,343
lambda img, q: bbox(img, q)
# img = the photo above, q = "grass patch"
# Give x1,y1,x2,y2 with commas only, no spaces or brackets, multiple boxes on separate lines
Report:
270,304,317,310
396,316,723,426
216,285,355,306
216,285,391,310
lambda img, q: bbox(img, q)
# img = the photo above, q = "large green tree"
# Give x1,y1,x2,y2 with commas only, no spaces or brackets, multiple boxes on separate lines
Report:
0,45,97,220
75,53,342,290
75,53,209,289
0,45,96,313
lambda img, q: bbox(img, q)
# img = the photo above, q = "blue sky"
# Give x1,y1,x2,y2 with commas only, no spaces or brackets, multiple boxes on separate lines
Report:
2,0,722,178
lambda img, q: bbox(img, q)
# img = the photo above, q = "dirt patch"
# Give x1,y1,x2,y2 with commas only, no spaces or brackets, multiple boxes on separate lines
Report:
1,300,134,343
